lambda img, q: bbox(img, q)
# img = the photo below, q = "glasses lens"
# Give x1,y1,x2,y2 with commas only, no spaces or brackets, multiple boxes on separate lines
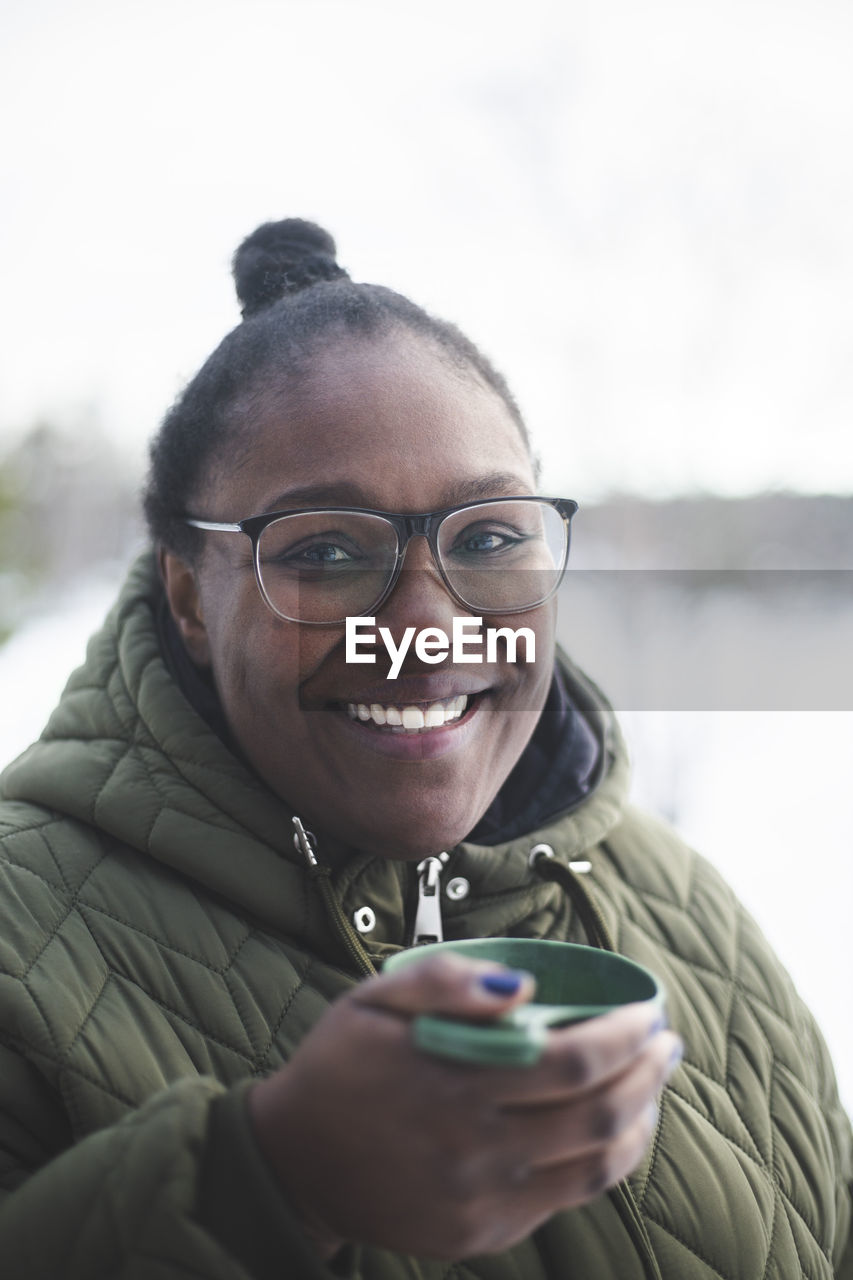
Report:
256,512,398,622
437,500,569,612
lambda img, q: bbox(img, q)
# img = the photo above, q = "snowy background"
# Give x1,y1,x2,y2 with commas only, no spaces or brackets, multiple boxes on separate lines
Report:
1,0,851,1114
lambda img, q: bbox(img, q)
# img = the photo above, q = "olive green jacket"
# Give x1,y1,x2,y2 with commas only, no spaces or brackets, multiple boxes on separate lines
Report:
0,555,851,1278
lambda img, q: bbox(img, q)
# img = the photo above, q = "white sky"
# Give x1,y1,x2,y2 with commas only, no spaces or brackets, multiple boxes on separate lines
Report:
1,0,852,499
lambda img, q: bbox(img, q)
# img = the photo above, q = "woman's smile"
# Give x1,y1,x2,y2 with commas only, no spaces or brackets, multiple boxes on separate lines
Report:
334,687,486,760
344,693,471,731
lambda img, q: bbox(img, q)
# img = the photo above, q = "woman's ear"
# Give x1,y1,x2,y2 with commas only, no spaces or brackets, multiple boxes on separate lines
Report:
158,548,212,667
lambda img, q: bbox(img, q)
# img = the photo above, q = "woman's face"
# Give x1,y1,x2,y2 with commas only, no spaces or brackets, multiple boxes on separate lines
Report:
163,333,557,861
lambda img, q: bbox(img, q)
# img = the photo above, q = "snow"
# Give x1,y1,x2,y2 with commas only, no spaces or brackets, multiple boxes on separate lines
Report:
0,578,119,760
623,710,853,1117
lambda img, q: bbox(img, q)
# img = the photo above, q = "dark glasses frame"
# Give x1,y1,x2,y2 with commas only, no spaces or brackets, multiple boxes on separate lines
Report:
184,495,579,624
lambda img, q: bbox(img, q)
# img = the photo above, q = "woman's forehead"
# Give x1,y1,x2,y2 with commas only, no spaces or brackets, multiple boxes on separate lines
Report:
215,335,535,514
224,441,535,518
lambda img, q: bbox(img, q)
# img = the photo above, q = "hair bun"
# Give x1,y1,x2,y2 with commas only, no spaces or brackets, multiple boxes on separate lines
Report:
232,218,348,317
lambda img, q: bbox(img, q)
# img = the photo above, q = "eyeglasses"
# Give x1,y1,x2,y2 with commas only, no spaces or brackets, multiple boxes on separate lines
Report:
184,496,578,624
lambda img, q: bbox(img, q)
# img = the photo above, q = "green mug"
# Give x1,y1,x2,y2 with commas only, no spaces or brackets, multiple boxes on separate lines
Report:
384,937,665,1067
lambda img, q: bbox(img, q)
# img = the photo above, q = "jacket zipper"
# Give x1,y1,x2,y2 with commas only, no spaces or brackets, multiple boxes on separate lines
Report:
294,816,449,960
412,854,448,946
292,816,376,978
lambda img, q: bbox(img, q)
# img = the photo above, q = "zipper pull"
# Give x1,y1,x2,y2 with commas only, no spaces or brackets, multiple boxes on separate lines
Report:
292,816,376,978
412,854,448,945
292,815,319,868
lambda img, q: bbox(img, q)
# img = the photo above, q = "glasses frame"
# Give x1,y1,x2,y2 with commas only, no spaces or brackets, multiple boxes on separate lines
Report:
184,495,579,625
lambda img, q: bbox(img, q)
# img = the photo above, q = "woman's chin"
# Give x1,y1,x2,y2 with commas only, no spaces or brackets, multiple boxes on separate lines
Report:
319,804,487,864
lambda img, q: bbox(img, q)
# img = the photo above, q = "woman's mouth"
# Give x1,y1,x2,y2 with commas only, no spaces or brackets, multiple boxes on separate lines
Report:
329,684,489,760
345,694,469,733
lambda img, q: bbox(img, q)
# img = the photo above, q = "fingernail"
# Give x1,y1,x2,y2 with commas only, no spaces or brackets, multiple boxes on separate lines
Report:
667,1040,684,1074
646,1011,667,1040
480,970,524,996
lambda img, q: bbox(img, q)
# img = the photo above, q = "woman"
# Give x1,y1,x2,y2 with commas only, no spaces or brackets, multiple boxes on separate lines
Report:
0,220,849,1279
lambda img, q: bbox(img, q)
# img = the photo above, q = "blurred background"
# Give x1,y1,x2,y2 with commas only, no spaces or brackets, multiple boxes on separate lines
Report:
1,0,851,1111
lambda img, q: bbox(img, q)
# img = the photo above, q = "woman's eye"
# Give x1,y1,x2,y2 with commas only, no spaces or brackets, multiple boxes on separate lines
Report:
259,524,373,571
465,532,506,552
294,542,355,565
454,527,522,555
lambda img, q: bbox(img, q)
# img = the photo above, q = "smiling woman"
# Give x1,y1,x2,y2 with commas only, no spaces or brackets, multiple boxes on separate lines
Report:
0,220,850,1280
155,305,558,862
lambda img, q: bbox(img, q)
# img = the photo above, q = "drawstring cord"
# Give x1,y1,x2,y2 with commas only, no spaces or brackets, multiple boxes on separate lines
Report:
292,817,376,979
609,1184,663,1280
531,845,663,1280
529,844,617,952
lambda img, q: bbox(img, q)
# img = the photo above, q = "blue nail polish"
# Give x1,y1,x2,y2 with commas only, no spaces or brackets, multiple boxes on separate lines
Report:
481,971,523,996
668,1041,684,1072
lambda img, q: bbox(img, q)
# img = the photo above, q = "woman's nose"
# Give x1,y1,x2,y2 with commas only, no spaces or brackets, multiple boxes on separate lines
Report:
376,535,473,637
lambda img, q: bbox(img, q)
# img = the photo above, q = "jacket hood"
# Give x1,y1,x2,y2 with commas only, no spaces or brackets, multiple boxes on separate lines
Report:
1,554,632,964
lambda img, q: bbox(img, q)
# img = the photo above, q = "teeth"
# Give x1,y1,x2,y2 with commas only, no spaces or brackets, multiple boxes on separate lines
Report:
345,694,470,732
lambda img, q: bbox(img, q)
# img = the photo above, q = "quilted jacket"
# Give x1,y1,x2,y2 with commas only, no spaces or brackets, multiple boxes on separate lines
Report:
0,553,850,1279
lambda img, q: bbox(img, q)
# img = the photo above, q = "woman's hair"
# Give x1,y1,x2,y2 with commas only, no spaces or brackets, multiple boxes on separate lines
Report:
143,218,531,556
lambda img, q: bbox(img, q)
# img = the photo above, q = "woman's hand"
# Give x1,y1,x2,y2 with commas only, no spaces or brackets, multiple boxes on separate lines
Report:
248,953,682,1261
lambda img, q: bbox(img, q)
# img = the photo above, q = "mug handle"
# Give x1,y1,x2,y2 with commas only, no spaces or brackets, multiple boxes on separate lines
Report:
412,1003,610,1067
